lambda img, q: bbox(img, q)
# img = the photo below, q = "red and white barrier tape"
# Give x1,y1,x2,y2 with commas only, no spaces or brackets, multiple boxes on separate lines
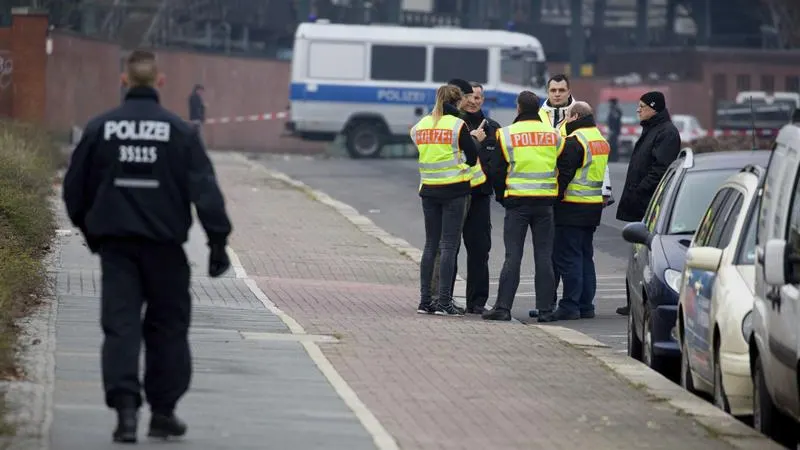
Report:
205,111,288,125
598,124,779,138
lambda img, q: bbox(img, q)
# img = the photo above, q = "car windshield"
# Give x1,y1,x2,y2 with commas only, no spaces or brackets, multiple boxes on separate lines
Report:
667,169,738,234
736,197,759,265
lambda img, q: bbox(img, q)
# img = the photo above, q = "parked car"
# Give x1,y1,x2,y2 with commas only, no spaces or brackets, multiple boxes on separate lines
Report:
677,163,766,418
622,148,771,376
749,122,800,447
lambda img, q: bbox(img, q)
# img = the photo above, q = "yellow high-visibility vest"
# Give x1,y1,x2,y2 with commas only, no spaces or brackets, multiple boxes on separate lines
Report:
563,126,609,204
411,114,471,189
469,159,487,188
497,120,562,198
539,108,568,137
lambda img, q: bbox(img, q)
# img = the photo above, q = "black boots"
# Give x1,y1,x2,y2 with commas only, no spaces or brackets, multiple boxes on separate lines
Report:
112,408,138,443
111,407,187,443
148,412,188,439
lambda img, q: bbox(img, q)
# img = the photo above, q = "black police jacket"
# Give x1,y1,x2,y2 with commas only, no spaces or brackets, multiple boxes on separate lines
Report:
63,86,232,247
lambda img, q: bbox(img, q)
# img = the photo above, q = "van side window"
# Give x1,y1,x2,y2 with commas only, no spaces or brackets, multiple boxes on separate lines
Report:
432,47,488,84
371,45,426,82
787,168,800,282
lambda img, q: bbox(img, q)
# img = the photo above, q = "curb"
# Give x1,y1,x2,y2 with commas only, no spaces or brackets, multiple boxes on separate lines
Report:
233,152,780,449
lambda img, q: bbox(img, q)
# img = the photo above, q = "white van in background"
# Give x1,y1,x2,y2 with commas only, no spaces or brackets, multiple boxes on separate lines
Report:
285,21,548,158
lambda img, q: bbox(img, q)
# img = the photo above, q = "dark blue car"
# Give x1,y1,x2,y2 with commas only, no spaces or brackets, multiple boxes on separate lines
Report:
622,148,771,376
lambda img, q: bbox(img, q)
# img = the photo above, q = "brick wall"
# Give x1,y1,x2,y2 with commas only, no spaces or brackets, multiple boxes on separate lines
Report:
1,9,324,153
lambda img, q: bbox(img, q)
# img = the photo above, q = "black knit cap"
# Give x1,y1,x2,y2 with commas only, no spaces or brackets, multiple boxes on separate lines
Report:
447,78,473,95
640,91,666,112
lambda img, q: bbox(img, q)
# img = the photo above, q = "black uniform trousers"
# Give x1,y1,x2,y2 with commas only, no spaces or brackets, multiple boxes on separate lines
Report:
99,238,192,413
461,194,492,310
494,204,556,312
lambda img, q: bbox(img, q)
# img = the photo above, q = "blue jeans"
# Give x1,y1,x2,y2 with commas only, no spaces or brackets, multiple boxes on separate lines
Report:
553,226,597,315
420,195,468,306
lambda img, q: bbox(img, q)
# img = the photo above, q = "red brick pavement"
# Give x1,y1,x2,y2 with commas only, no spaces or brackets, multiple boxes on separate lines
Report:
216,153,736,450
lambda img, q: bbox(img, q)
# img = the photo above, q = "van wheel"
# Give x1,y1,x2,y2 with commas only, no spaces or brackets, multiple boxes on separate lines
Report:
753,354,797,446
345,122,386,159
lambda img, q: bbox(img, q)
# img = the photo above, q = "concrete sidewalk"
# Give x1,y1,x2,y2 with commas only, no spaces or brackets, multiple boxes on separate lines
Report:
44,199,381,449
215,151,777,450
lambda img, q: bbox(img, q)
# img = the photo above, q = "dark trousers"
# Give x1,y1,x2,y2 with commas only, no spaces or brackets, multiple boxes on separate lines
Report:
495,204,556,312
420,195,468,306
462,194,492,310
99,239,192,413
430,195,471,301
553,226,597,314
608,132,620,162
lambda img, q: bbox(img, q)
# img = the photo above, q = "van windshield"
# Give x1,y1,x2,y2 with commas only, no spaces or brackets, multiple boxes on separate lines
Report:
500,49,546,89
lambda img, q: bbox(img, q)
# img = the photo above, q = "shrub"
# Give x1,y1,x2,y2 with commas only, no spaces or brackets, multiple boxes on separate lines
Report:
0,120,61,434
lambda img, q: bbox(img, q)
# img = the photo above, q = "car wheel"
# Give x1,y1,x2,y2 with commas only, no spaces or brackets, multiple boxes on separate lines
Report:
345,122,385,159
680,334,695,393
753,354,797,446
643,307,668,374
712,346,730,413
627,303,642,361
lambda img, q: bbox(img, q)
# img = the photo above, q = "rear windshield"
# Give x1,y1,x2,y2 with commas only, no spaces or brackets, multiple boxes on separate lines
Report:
668,169,737,235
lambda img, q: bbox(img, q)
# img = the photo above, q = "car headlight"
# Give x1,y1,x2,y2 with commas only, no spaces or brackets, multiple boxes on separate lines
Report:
741,310,753,340
664,269,682,293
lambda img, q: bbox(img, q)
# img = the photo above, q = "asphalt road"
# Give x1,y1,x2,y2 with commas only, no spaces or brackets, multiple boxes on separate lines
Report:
252,152,635,353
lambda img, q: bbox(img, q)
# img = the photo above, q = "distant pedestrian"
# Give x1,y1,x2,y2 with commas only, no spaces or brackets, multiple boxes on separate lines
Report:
63,50,233,443
189,84,206,130
551,101,609,320
484,91,559,322
606,98,623,161
615,91,680,316
412,84,479,316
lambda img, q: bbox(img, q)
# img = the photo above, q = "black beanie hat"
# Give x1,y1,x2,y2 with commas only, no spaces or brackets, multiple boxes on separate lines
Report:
447,78,474,95
640,91,666,112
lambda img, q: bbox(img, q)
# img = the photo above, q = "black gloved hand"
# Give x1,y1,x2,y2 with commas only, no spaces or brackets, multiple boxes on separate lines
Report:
208,242,231,278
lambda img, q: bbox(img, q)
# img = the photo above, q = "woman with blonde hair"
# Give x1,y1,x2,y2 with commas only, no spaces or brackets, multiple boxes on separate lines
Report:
410,84,479,316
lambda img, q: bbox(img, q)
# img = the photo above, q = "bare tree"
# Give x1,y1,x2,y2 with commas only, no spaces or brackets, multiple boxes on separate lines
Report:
764,0,800,48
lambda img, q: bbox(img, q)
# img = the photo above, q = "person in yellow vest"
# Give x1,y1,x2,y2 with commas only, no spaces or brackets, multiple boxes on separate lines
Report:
540,74,614,204
410,84,479,316
482,91,561,322
550,101,610,320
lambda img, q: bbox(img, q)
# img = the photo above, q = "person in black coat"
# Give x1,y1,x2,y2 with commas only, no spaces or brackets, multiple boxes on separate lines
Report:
615,91,681,315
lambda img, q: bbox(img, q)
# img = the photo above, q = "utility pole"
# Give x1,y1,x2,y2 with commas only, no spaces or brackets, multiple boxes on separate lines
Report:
569,0,584,77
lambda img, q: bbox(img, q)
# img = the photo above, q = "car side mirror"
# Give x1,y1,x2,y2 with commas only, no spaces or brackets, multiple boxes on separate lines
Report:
622,222,653,248
686,246,723,272
763,239,789,286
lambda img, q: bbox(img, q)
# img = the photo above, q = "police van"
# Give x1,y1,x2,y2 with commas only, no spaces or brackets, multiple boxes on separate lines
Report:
285,21,548,158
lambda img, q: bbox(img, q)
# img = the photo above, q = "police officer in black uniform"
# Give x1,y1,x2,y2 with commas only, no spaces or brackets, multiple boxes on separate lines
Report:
63,50,233,443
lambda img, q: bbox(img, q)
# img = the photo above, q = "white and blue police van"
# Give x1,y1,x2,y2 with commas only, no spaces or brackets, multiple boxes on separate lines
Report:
285,21,548,158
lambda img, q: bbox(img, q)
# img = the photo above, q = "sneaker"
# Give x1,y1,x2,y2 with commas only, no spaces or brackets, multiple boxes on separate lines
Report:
416,302,435,314
616,305,629,316
580,310,596,319
553,308,580,321
434,302,465,316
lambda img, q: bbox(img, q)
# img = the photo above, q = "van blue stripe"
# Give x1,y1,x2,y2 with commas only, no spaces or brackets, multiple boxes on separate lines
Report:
289,82,542,110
